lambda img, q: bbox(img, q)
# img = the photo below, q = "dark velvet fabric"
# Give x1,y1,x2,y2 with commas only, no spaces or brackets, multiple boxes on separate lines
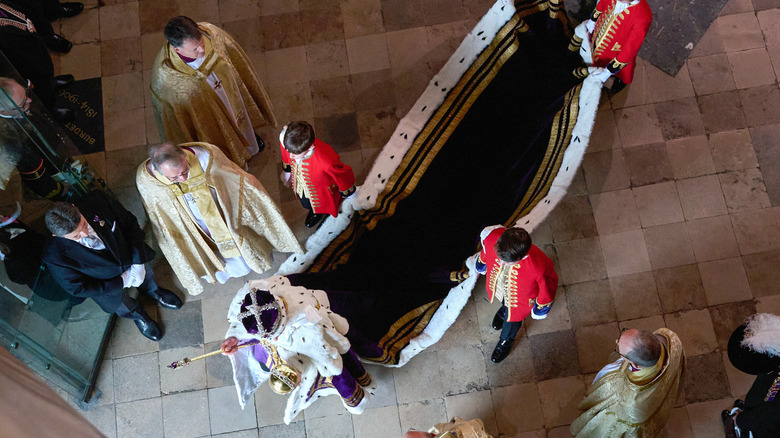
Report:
288,4,582,362
239,290,279,335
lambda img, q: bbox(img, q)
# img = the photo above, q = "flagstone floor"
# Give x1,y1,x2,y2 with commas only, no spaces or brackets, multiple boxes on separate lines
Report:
36,0,780,436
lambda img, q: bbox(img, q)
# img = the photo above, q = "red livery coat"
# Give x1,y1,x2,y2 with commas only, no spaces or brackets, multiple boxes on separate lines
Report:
479,227,558,322
281,138,355,217
591,0,652,84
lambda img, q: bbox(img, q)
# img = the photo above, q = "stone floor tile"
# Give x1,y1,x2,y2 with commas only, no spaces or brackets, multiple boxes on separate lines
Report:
676,175,728,220
352,69,396,111
303,390,349,419
161,390,210,438
623,143,674,187
268,82,314,123
524,287,571,337
554,237,607,285
398,399,446,434
617,315,667,333
491,383,544,434
99,2,140,41
258,422,303,437
60,8,100,44
757,294,780,314
346,34,391,75
81,404,117,438
690,20,724,58
720,0,754,15
60,43,101,80
721,351,755,399
116,397,163,438
699,257,752,306
683,352,731,403
590,189,641,235
698,91,747,134
311,76,355,117
422,0,468,26
751,124,780,205
566,279,616,328
353,405,401,438
655,98,705,140
546,426,572,438
537,376,586,428
728,48,776,89
444,390,499,437
158,300,204,350
260,13,305,51
304,413,353,438
664,309,718,356
575,323,620,374
600,229,651,277
609,58,653,109
218,0,261,22
647,63,695,103
709,300,756,350
739,84,780,127
205,341,234,388
659,406,694,438
434,299,481,352
393,62,434,117
254,377,302,426
731,208,780,254
633,181,685,228
609,271,660,323
314,112,360,152
438,345,489,395
686,215,741,262
114,351,161,403
687,54,736,96
547,196,598,242
769,44,780,81
587,110,621,152
644,222,696,270
381,0,426,32
757,8,780,45
301,7,344,45
719,168,772,213
102,71,144,113
201,294,233,344
158,346,207,394
666,135,716,180
111,308,160,358
686,397,735,438
529,330,581,380
582,149,631,194
394,350,444,403
363,364,397,409
425,19,473,66
564,167,589,200
341,0,385,38
719,12,766,52
743,249,780,297
209,385,258,434
483,339,535,387
94,358,115,405
754,0,780,10
138,0,178,35
180,0,221,22
356,107,398,150
709,129,758,172
264,47,308,88
104,108,146,151
222,19,266,55
386,27,430,72
614,104,664,148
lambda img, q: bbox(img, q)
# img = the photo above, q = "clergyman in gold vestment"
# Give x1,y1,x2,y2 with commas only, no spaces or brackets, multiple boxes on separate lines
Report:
150,16,277,169
570,328,684,438
136,142,303,296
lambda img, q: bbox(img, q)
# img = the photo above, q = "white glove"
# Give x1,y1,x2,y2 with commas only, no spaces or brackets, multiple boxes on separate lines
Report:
585,19,596,34
278,125,288,145
131,264,146,288
465,254,478,271
280,170,292,187
120,269,133,288
589,66,611,82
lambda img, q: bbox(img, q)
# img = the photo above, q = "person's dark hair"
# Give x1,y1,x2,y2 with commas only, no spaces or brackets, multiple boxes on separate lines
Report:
164,16,201,48
149,142,186,171
283,121,316,154
494,227,532,263
46,202,81,236
625,329,662,368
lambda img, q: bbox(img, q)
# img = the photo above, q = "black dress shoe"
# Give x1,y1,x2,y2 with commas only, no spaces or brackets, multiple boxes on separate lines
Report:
254,133,265,152
491,339,513,363
148,287,183,309
491,309,504,331
305,210,325,228
53,2,84,19
52,74,74,89
134,314,162,341
53,107,75,123
45,34,73,54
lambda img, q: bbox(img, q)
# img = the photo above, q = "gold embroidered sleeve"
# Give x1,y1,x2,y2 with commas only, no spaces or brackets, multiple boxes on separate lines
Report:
607,58,629,74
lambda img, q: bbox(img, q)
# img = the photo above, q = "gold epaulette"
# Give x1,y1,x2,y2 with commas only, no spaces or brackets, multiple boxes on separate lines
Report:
572,67,589,80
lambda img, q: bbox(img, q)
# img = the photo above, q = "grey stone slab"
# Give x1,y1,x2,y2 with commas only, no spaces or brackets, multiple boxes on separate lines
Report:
709,301,756,350
353,405,402,438
398,399,447,434
159,346,207,394
116,397,164,438
437,344,489,395
528,330,581,381
209,385,258,434
161,390,211,438
393,350,445,404
304,412,354,438
215,430,260,438
81,403,117,438
483,338,535,388
566,279,617,328
257,422,305,438
363,363,397,408
113,352,160,403
158,299,204,350
205,341,235,388
110,308,160,358
751,124,780,206
639,0,730,75
683,352,731,403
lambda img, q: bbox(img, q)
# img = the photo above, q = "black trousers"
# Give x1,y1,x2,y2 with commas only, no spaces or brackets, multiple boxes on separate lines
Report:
496,305,523,343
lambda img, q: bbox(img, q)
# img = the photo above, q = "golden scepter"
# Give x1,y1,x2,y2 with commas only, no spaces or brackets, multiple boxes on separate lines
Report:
167,340,259,369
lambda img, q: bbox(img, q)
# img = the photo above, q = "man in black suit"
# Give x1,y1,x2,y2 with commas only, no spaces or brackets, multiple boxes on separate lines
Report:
42,191,182,341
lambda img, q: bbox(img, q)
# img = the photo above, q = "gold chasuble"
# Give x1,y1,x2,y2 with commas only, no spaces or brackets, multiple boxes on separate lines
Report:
150,23,277,168
431,417,493,438
570,328,685,438
136,143,303,295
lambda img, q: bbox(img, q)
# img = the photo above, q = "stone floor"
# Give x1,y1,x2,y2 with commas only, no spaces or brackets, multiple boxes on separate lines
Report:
35,0,780,436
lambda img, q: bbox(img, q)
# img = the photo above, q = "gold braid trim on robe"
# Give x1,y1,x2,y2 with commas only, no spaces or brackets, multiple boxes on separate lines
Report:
136,142,303,295
430,417,493,438
570,328,685,438
150,23,277,168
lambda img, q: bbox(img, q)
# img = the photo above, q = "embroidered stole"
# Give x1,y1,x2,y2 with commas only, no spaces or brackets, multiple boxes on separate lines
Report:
627,343,666,386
